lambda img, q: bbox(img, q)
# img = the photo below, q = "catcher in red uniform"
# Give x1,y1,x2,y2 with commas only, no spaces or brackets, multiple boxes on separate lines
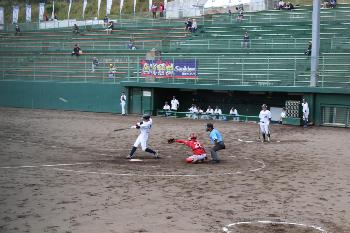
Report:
168,133,207,163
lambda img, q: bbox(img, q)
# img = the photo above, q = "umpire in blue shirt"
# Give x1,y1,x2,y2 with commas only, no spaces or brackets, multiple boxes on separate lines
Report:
206,123,225,163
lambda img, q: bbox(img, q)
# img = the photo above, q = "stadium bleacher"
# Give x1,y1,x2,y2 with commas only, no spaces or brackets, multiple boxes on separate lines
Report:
0,4,349,88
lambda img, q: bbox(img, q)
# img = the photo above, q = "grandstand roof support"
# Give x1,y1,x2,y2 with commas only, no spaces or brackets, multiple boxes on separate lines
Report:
310,0,320,87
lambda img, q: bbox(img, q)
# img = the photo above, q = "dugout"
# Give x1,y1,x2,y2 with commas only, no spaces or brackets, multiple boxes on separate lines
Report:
1,81,350,127
125,83,350,127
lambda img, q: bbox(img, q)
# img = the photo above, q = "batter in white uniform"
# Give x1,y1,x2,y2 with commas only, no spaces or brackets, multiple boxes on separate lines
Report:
127,114,159,159
259,104,271,142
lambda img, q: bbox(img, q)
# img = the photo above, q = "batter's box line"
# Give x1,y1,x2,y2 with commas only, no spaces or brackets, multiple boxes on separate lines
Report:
50,157,266,178
222,220,328,233
0,162,92,170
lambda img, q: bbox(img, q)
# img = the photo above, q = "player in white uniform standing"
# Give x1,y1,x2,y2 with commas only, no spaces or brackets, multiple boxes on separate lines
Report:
259,104,271,142
302,98,309,127
127,114,159,159
171,96,179,111
120,92,127,115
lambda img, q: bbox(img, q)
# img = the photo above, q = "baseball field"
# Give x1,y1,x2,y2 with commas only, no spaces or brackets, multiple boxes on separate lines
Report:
0,107,349,233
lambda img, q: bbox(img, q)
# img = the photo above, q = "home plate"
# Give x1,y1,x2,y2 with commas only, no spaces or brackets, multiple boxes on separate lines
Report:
129,159,143,162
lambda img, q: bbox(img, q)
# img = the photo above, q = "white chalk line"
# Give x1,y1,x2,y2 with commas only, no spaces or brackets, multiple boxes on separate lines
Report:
222,220,328,233
0,162,92,169
51,157,266,177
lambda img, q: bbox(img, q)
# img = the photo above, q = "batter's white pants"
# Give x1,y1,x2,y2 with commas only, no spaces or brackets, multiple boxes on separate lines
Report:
133,134,148,151
188,154,206,162
121,101,126,115
260,122,270,134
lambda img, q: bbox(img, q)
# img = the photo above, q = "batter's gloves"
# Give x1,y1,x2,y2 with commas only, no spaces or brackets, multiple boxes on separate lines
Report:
167,138,175,144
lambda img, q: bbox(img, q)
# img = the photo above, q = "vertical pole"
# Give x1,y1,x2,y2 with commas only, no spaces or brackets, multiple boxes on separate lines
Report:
322,56,325,88
217,57,220,85
84,56,87,83
310,0,320,87
267,57,270,85
137,56,140,82
293,57,296,86
241,58,244,85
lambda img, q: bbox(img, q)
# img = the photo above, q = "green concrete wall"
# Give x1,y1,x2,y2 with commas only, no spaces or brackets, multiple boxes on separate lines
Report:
0,81,124,113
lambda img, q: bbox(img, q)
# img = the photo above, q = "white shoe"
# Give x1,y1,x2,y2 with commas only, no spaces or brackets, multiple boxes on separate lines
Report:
154,151,160,159
126,155,133,159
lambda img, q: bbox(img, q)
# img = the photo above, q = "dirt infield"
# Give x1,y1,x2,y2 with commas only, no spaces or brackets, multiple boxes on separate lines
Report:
0,107,349,233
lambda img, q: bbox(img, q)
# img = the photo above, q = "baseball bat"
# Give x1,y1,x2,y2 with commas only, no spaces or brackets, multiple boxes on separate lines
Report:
113,128,131,132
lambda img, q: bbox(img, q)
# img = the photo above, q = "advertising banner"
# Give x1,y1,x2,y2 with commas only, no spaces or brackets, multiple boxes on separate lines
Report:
82,0,87,18
140,59,198,78
68,0,72,19
106,0,113,15
26,4,31,22
120,0,124,14
51,1,55,20
97,0,101,18
0,7,4,25
39,3,45,21
12,5,19,24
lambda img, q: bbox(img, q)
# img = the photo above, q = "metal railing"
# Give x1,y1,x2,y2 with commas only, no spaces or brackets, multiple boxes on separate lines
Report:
0,55,349,88
157,110,260,122
321,105,350,127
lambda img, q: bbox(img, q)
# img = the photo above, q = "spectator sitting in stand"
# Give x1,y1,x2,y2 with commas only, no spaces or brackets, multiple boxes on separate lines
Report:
236,8,244,22
151,3,158,19
278,0,285,9
91,57,99,72
106,21,114,34
242,31,250,48
304,41,312,56
15,25,21,36
228,9,232,16
330,0,336,8
71,44,81,57
54,14,58,20
191,19,198,33
73,24,80,34
287,2,295,10
159,3,165,17
185,18,192,32
163,101,171,116
108,64,116,79
127,39,136,50
103,15,109,27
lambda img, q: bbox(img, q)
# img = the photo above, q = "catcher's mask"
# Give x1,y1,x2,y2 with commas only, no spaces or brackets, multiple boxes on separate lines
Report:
188,133,197,140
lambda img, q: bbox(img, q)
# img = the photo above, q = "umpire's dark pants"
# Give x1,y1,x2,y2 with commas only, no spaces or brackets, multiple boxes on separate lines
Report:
210,141,225,161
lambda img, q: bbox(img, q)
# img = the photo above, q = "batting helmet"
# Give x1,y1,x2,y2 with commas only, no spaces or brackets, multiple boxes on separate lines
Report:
262,104,267,109
142,114,150,120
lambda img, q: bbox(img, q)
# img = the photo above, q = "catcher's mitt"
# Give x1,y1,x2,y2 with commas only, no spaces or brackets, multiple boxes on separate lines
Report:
167,138,175,144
